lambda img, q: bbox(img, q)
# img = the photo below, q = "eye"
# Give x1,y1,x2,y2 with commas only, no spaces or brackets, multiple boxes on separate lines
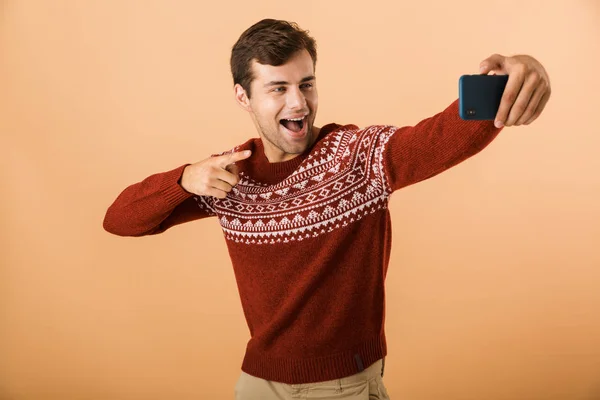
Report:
301,83,313,89
273,87,285,93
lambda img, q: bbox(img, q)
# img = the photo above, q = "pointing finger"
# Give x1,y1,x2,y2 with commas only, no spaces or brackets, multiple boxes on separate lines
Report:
220,150,252,167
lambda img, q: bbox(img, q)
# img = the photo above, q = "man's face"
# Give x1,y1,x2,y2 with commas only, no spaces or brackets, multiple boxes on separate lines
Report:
235,49,319,163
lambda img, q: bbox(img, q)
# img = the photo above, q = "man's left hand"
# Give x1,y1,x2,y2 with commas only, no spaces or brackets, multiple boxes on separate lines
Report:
479,54,551,128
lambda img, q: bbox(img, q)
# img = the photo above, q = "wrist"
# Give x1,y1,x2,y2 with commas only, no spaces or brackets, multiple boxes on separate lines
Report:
178,165,191,194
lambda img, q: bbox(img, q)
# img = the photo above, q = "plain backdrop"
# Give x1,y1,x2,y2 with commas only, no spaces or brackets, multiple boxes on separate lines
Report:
1,1,599,399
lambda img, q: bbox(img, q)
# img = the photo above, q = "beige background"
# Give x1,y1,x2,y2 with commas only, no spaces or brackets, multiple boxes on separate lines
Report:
1,1,599,399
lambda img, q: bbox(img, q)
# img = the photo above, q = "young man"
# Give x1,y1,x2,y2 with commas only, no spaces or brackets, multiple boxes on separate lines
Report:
103,19,551,399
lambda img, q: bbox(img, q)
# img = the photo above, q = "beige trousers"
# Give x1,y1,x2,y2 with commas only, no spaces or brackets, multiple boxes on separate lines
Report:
234,358,390,399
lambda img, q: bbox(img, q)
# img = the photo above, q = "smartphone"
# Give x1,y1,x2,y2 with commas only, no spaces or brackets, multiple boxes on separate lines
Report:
458,74,508,120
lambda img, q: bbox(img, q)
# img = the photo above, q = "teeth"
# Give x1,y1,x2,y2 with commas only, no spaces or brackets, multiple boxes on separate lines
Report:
284,116,305,121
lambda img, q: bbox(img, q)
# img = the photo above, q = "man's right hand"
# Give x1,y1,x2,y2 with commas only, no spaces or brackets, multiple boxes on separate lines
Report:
180,150,252,198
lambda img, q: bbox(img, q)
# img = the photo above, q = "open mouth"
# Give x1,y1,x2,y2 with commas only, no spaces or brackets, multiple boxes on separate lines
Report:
279,116,306,135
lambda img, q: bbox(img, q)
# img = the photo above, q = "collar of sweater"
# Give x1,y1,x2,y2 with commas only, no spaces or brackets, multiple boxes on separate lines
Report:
247,122,343,184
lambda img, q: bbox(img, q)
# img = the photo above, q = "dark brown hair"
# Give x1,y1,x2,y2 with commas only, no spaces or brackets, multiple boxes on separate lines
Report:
230,19,317,99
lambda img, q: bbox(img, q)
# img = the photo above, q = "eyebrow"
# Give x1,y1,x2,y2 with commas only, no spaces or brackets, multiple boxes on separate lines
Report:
264,75,315,87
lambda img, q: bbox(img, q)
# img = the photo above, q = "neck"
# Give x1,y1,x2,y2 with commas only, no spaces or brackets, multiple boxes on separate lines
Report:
261,126,322,163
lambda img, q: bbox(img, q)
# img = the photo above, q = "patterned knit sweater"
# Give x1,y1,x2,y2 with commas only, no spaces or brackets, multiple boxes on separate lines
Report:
103,99,503,384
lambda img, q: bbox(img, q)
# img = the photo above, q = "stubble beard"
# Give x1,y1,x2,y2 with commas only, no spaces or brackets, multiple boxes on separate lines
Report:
258,117,314,159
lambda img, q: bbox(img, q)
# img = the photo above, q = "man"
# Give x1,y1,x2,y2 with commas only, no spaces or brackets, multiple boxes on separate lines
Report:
103,18,551,399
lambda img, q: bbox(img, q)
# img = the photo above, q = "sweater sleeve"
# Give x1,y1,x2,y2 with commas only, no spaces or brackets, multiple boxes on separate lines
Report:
379,98,504,193
103,163,216,237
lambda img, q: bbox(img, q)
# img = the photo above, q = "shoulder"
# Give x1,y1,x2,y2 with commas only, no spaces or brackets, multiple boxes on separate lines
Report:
210,137,261,158
326,123,399,144
321,122,398,136
313,123,400,156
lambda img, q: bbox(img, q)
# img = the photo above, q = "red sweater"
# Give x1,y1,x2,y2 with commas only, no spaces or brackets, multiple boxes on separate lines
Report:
103,99,502,384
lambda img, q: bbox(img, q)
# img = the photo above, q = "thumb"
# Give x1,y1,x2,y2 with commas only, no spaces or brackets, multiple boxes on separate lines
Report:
479,53,506,75
226,162,240,179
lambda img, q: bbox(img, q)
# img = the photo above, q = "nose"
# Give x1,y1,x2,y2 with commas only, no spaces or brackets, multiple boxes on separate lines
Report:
286,86,307,110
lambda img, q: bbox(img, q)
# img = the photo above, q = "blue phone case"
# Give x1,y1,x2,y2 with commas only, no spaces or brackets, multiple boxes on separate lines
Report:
459,74,508,120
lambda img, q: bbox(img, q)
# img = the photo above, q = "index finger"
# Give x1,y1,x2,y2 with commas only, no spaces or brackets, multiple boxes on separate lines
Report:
217,150,252,167
495,73,525,128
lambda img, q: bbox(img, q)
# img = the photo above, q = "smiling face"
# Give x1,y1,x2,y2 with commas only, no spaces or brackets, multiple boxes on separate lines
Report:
234,49,319,163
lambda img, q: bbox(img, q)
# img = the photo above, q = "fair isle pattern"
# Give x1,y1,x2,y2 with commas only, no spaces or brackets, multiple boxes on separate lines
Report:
193,125,399,245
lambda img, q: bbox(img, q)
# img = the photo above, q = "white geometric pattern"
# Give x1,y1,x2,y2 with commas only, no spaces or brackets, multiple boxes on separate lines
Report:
194,125,399,245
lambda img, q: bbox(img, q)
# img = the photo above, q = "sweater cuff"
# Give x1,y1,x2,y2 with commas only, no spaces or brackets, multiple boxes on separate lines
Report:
159,164,194,209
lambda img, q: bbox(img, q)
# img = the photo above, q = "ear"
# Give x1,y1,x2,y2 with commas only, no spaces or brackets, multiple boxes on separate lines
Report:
234,84,252,112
